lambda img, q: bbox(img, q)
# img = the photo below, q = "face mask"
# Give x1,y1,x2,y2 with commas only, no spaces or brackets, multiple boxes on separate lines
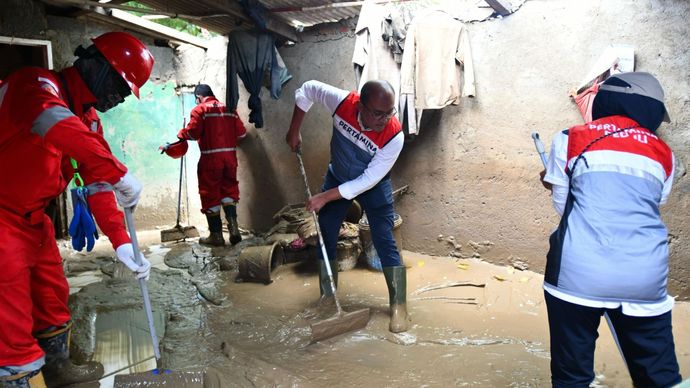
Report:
94,73,131,112
95,91,125,112
75,49,132,112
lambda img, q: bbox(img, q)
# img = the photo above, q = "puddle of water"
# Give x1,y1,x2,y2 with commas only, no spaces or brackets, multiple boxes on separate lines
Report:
94,308,166,386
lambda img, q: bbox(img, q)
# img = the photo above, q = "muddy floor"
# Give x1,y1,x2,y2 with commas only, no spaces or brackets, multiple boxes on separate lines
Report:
61,231,690,387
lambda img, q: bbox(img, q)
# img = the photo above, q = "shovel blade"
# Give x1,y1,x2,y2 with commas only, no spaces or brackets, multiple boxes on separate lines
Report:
115,371,203,387
180,225,199,238
114,368,219,387
161,225,199,242
310,308,370,343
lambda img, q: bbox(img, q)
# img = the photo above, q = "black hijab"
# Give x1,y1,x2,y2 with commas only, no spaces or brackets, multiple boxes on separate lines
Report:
592,76,666,132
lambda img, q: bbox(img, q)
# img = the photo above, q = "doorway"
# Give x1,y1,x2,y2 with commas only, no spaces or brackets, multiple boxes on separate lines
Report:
0,36,68,238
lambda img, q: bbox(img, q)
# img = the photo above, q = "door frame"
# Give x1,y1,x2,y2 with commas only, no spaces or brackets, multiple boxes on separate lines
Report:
0,36,69,238
0,36,53,69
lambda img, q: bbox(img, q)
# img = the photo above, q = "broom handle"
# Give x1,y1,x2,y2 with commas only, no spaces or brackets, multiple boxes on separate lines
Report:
296,150,343,315
531,132,548,168
124,208,163,368
175,114,187,227
175,156,184,226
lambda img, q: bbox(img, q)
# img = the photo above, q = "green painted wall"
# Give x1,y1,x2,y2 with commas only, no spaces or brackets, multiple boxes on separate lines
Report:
99,81,187,185
98,82,202,227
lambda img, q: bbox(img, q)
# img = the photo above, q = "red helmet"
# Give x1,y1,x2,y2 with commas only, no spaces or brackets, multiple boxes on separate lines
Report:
159,140,188,159
92,32,154,98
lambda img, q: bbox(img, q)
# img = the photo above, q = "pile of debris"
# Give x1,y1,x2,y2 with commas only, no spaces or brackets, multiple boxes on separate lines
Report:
236,203,363,284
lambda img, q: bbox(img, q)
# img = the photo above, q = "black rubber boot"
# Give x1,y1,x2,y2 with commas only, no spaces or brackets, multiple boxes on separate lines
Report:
0,370,46,388
36,325,104,387
383,266,410,333
318,260,339,298
223,204,242,245
199,213,225,246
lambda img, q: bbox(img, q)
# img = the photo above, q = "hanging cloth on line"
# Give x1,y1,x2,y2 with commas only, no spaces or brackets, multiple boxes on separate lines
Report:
226,30,292,128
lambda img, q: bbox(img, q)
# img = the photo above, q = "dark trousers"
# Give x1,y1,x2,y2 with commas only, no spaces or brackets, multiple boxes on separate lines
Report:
545,291,681,387
317,170,401,267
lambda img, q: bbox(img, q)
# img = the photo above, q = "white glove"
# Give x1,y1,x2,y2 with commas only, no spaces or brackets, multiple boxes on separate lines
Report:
113,172,142,209
116,243,151,280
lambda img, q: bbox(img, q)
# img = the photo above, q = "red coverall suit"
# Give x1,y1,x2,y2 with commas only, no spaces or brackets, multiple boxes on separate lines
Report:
0,66,129,371
177,96,246,213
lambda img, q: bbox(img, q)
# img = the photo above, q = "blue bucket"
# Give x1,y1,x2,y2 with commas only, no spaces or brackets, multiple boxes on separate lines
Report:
358,213,403,271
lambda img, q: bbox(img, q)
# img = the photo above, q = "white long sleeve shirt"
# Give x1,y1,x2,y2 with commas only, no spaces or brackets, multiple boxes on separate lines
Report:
295,81,404,199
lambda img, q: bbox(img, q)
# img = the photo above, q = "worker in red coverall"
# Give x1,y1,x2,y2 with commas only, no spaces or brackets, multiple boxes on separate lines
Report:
0,32,154,387
176,84,246,246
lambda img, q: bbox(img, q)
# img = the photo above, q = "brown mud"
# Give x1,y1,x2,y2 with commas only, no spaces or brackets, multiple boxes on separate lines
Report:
61,232,690,387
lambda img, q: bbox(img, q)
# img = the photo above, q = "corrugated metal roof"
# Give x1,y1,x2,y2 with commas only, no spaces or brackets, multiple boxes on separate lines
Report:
132,0,361,35
45,0,363,41
135,0,254,35
259,0,360,27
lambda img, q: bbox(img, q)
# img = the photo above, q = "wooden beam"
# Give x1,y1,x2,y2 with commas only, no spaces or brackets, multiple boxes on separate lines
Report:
110,9,210,49
265,16,301,42
43,0,211,48
195,0,299,42
484,0,513,16
81,9,210,49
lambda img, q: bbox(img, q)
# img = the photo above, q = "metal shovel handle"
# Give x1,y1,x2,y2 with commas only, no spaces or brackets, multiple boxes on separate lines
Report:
175,157,184,226
295,150,343,315
123,207,162,367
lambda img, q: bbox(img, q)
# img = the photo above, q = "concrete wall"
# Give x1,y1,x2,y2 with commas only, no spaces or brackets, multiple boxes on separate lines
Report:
243,0,690,299
0,0,48,39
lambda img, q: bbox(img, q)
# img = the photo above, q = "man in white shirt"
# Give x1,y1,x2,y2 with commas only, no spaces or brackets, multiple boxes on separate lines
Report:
285,79,409,333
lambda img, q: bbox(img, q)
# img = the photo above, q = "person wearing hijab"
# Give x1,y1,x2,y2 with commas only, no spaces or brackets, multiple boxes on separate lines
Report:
540,72,681,387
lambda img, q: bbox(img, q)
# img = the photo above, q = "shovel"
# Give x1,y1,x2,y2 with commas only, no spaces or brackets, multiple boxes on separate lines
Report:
161,156,199,242
120,208,212,385
124,208,164,371
295,150,370,343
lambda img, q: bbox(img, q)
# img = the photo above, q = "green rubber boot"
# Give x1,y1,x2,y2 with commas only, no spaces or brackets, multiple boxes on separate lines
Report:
383,266,409,333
